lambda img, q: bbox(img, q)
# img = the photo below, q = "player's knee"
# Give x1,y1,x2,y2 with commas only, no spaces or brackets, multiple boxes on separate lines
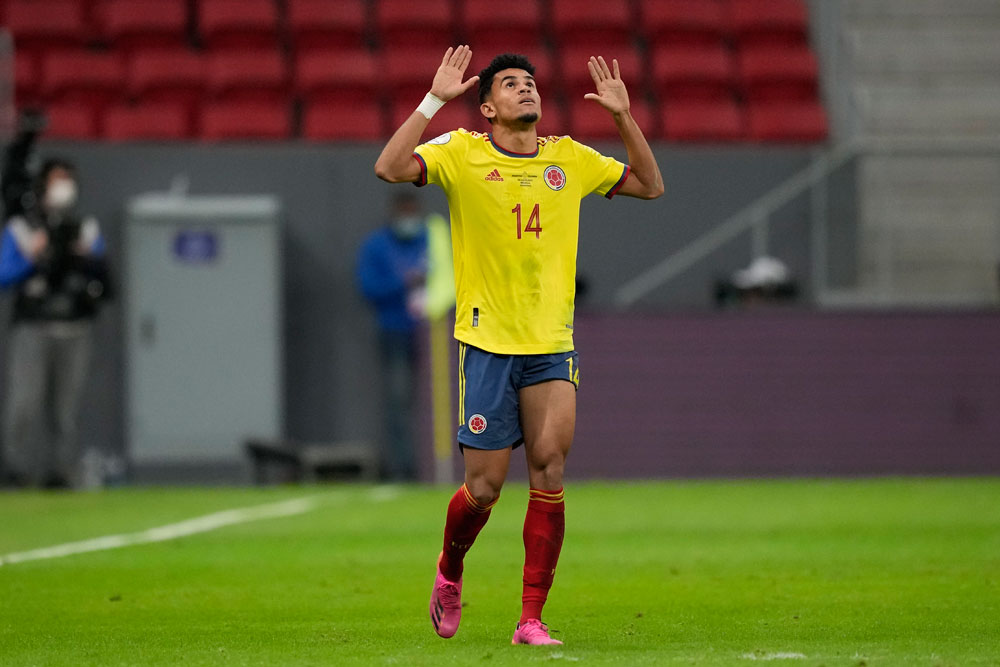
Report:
465,477,503,506
528,455,565,486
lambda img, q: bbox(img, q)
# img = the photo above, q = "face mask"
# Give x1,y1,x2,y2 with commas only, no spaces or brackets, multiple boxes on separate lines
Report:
391,216,423,240
45,178,78,212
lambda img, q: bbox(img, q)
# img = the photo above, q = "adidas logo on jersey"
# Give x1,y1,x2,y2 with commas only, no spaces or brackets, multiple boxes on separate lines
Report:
484,169,504,182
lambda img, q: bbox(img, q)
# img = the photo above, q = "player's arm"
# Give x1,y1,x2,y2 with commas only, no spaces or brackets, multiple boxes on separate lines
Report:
584,56,664,200
374,46,480,184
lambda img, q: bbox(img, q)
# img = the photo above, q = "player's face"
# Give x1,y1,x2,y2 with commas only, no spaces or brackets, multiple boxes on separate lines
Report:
481,68,542,127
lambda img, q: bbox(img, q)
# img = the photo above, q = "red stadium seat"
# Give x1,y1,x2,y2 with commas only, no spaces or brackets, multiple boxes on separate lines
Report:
41,102,97,139
102,102,191,140
199,101,290,141
728,0,810,49
287,0,366,53
14,53,42,108
40,51,125,109
127,49,205,113
651,43,736,102
98,0,188,53
375,0,454,49
661,99,745,142
737,44,819,101
557,46,643,100
640,0,728,49
568,98,656,141
302,100,384,141
206,50,288,103
390,99,482,139
5,0,87,58
550,0,633,50
294,48,378,105
746,100,827,143
460,0,543,54
381,47,452,106
198,0,278,51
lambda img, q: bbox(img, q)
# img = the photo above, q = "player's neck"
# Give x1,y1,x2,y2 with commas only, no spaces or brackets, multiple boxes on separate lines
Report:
491,124,538,155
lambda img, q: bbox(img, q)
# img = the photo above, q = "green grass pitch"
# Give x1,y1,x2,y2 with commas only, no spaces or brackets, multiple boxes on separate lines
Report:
1,478,998,666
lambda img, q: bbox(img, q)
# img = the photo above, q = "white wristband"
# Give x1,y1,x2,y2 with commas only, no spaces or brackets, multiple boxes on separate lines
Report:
416,92,446,120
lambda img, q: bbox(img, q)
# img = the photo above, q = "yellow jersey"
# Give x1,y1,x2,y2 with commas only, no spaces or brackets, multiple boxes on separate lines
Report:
413,129,628,355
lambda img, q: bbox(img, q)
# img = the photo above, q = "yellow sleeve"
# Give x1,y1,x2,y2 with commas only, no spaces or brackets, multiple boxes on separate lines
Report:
572,139,630,200
412,130,469,189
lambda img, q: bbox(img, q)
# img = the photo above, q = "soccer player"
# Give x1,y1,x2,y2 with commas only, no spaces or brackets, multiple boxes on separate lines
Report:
374,46,663,646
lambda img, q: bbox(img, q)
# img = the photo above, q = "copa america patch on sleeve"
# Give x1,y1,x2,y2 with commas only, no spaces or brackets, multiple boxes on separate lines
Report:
426,132,451,145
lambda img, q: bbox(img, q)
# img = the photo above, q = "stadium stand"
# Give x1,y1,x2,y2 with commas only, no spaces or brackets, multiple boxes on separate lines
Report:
568,97,656,140
102,102,191,140
97,0,188,54
14,53,41,108
302,100,384,141
374,0,454,49
728,0,810,49
127,49,205,134
558,45,643,100
41,102,98,139
390,97,482,139
40,50,125,109
286,0,368,53
746,99,827,143
550,0,634,50
197,0,279,51
294,48,379,105
661,99,745,142
206,50,288,104
650,43,736,102
737,44,819,102
460,0,544,54
5,0,87,59
199,100,290,140
640,0,728,48
5,0,828,144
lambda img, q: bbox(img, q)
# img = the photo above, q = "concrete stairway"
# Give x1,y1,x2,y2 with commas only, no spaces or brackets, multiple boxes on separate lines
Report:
844,0,1000,303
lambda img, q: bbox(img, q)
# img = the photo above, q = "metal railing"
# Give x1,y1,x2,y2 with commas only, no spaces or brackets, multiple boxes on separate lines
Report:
614,137,1000,309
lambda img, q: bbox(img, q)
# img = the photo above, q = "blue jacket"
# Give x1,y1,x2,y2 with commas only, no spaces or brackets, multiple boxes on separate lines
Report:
356,226,428,334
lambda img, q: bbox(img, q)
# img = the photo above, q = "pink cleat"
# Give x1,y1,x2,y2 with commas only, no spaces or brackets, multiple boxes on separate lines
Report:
429,556,462,638
511,619,563,645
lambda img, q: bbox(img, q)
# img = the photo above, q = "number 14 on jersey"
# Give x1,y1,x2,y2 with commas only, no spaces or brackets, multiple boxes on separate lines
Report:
512,203,542,239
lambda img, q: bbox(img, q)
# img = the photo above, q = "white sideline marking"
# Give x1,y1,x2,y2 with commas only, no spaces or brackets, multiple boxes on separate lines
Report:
0,496,317,567
740,653,807,661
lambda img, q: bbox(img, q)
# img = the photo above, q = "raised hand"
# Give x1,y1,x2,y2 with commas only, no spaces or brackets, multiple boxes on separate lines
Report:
429,45,480,102
583,56,630,114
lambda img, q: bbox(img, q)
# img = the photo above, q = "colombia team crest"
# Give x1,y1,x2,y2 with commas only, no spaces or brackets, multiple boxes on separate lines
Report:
544,165,567,191
468,414,488,434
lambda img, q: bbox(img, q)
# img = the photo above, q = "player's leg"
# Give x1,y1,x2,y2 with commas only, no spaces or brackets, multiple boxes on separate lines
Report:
431,343,521,638
513,376,576,645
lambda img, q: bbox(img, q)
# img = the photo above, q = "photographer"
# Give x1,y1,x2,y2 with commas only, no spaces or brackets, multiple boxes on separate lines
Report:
1,131,111,488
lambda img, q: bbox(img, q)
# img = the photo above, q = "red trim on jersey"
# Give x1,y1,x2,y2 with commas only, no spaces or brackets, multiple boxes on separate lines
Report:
488,134,539,158
412,152,428,187
605,164,630,199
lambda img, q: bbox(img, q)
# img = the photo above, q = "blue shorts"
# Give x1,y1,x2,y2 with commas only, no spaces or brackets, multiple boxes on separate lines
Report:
457,342,580,451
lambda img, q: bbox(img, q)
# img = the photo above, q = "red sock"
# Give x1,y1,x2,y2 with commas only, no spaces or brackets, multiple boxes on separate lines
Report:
439,483,496,582
520,487,565,624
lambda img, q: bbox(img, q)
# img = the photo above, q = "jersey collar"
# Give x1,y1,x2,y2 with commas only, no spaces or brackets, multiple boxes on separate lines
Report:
488,133,539,159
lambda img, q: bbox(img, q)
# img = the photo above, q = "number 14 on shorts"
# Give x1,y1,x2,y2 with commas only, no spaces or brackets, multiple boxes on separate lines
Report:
512,203,542,239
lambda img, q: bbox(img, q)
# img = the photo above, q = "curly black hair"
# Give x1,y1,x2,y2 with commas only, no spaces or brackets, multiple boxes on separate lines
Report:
477,53,536,105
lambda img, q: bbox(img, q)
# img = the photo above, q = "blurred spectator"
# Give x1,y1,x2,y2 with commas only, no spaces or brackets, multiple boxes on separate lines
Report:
1,156,112,488
714,255,797,309
357,192,452,481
